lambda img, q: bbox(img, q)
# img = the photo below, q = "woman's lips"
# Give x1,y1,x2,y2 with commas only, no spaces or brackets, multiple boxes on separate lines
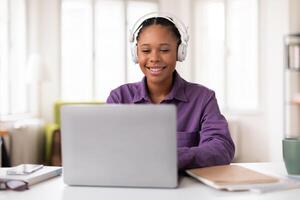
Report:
145,66,166,75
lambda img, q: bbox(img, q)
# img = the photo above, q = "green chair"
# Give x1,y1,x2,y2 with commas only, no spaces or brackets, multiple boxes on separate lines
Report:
44,100,103,165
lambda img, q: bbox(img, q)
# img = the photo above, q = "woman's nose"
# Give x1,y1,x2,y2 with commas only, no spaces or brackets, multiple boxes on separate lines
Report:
150,50,160,62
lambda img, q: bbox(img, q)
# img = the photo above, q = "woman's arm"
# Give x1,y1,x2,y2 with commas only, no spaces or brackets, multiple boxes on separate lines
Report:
178,92,235,170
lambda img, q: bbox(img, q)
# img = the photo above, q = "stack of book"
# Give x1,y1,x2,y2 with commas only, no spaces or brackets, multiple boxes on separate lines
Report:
186,164,300,193
0,165,62,186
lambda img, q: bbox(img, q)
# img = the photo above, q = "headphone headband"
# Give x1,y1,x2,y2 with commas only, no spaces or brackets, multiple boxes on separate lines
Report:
129,12,189,63
129,12,189,45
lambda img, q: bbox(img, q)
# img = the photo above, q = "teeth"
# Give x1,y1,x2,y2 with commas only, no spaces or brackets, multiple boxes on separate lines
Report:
150,68,162,72
146,66,165,74
147,66,164,70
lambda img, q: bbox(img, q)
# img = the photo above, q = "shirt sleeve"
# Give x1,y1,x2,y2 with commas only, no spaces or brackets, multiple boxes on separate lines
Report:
178,92,235,171
106,90,121,103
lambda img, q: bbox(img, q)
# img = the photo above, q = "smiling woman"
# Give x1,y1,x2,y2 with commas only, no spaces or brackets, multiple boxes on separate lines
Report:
107,12,235,171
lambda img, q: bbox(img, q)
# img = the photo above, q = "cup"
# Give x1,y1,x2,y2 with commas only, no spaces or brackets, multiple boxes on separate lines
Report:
283,138,300,175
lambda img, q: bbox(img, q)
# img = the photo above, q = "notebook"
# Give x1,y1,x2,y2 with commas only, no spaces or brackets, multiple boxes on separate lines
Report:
186,165,280,191
60,104,178,188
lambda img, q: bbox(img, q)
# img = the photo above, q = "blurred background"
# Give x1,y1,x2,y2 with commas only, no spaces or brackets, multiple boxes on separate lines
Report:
0,0,300,166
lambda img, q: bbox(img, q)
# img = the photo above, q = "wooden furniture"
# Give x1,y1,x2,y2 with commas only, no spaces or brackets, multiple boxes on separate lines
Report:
0,129,9,167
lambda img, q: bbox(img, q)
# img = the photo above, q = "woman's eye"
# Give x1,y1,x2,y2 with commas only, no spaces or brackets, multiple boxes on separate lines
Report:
141,50,150,53
160,49,170,52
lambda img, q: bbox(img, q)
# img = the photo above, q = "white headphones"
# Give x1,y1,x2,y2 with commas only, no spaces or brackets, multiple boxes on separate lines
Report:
129,12,189,64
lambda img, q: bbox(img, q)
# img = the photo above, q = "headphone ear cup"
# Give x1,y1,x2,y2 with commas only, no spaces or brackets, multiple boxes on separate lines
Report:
177,43,187,62
130,43,138,64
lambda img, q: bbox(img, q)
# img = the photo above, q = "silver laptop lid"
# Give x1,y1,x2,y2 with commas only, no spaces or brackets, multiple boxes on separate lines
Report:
61,104,177,188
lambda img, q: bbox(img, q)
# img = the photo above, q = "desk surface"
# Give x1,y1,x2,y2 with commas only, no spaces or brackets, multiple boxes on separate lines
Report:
1,162,300,200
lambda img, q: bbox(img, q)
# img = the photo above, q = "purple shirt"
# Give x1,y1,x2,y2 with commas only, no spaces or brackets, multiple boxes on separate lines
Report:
106,71,235,170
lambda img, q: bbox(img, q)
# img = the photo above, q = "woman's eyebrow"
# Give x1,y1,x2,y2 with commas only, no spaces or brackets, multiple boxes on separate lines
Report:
140,44,150,47
160,44,172,48
160,43,171,46
140,43,172,47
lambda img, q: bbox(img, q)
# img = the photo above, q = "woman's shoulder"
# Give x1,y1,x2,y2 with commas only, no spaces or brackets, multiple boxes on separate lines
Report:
181,80,218,108
107,82,142,103
183,80,215,97
110,82,141,94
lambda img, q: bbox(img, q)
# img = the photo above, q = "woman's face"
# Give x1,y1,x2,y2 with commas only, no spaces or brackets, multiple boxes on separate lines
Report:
137,25,178,85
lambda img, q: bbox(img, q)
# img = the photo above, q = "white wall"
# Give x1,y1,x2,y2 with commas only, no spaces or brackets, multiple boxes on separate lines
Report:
261,0,289,162
289,0,300,33
36,0,298,162
39,0,61,122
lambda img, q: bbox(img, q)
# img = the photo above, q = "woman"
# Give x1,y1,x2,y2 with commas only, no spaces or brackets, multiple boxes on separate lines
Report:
107,13,235,170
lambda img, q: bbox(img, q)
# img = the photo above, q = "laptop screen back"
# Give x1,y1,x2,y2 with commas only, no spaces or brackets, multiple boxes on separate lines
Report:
61,104,178,188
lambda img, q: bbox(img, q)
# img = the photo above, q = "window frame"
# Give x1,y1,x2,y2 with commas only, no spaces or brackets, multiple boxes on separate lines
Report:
0,0,31,119
59,0,159,101
190,0,261,114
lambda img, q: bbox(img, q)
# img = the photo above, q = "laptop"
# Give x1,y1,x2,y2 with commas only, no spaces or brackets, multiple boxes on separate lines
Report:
60,104,178,188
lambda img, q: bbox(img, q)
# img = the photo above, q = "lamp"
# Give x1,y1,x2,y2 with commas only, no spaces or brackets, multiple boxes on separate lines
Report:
26,53,48,117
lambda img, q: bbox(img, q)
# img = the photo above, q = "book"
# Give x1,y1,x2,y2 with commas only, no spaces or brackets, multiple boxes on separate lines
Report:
186,165,280,191
0,165,62,186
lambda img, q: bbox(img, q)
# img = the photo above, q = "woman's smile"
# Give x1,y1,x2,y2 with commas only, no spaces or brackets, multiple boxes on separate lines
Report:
145,66,167,75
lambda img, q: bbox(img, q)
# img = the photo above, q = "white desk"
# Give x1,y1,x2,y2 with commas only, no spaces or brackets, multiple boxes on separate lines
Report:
2,163,300,200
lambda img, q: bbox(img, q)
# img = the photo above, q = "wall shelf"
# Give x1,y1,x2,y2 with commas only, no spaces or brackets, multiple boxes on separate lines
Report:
284,34,300,138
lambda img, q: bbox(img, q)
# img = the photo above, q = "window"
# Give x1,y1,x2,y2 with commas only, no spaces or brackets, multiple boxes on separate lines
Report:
0,0,28,117
193,0,258,111
61,0,158,101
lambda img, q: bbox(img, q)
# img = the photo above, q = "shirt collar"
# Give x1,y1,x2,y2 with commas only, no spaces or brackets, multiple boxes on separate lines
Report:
132,70,188,103
165,70,188,102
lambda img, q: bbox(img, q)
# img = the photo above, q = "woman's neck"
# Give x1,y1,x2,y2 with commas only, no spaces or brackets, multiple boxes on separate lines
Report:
147,76,173,104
